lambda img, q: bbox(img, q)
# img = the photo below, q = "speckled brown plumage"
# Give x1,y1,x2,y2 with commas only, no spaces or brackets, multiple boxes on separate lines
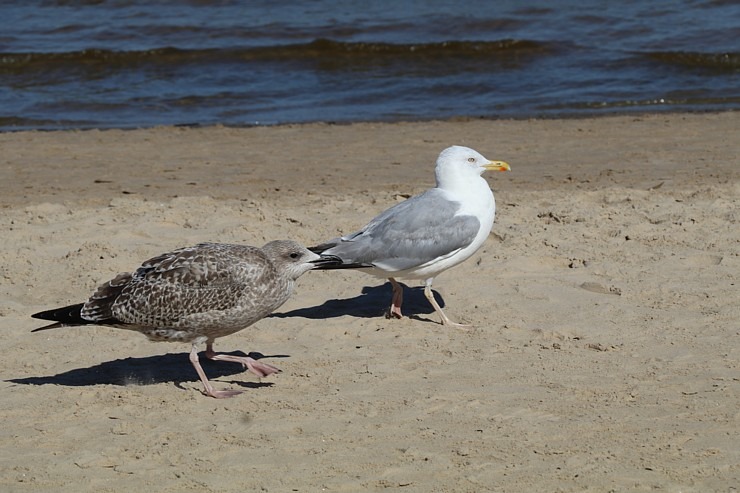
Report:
32,240,338,398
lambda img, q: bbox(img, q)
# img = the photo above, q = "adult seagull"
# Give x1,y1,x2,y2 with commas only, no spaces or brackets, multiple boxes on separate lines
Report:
311,145,510,326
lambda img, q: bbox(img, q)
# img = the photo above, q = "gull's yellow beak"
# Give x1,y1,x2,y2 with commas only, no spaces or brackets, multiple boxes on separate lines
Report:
484,160,511,172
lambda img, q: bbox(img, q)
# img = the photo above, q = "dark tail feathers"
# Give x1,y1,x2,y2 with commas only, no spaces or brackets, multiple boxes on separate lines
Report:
31,303,89,331
308,243,336,254
309,243,372,270
311,261,373,270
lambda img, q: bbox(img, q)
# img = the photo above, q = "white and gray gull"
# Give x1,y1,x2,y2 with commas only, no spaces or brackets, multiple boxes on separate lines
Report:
32,240,339,398
311,145,510,326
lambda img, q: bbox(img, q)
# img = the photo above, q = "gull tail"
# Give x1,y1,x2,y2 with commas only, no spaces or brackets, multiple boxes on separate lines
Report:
311,261,373,270
308,242,338,255
31,303,90,331
309,244,372,270
310,254,346,268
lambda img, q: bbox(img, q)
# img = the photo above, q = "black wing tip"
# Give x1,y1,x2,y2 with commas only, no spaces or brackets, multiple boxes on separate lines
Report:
312,261,373,270
31,303,87,329
310,254,344,268
31,322,65,332
309,242,339,254
31,310,57,321
32,303,83,320
309,242,372,270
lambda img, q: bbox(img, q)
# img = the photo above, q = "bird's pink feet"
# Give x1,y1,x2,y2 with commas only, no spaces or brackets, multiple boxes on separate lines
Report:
423,283,469,328
205,344,281,377
244,358,281,378
388,277,404,319
188,343,280,399
206,388,244,399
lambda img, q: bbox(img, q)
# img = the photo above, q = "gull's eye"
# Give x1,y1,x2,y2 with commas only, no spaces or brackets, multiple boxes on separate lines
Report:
468,157,476,163
289,252,300,259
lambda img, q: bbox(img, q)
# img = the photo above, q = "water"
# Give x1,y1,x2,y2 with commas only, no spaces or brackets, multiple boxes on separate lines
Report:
1,0,738,131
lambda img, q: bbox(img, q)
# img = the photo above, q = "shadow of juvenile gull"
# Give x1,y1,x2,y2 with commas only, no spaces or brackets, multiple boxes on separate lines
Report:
7,351,286,390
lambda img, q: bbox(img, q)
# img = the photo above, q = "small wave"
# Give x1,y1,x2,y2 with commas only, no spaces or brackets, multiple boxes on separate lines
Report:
0,115,94,131
643,51,740,73
542,95,740,113
0,47,208,72
284,38,548,56
0,38,551,73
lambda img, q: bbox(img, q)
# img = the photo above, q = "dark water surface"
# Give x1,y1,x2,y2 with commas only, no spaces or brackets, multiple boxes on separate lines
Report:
1,1,738,131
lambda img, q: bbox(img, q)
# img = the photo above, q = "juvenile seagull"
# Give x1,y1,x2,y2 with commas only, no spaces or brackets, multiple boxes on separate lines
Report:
32,240,338,398
311,145,510,326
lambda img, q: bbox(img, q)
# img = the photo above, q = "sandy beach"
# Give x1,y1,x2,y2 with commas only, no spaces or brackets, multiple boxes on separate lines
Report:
1,112,738,492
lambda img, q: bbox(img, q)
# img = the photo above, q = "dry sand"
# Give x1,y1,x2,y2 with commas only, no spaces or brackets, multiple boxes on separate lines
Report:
1,112,738,492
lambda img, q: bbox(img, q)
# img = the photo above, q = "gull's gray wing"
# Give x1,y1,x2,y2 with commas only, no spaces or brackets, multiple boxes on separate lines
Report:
318,189,480,272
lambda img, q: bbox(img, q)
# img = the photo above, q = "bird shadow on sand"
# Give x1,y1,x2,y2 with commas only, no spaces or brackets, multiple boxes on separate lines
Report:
7,350,286,392
272,282,444,324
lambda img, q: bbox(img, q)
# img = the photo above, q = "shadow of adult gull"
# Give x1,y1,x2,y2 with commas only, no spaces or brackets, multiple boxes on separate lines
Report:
271,282,443,322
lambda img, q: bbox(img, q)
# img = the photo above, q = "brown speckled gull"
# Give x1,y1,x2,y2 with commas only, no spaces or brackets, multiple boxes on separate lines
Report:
32,240,338,398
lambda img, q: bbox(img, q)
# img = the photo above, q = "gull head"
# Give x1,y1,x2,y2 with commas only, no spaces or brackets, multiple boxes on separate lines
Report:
262,240,339,280
435,145,510,187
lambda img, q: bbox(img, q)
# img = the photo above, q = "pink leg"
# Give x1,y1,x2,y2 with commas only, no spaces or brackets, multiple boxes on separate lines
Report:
424,279,469,328
189,343,242,398
388,277,404,319
205,342,281,378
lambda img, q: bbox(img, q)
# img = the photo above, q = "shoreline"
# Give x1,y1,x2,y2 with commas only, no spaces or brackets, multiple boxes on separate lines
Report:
3,107,736,134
